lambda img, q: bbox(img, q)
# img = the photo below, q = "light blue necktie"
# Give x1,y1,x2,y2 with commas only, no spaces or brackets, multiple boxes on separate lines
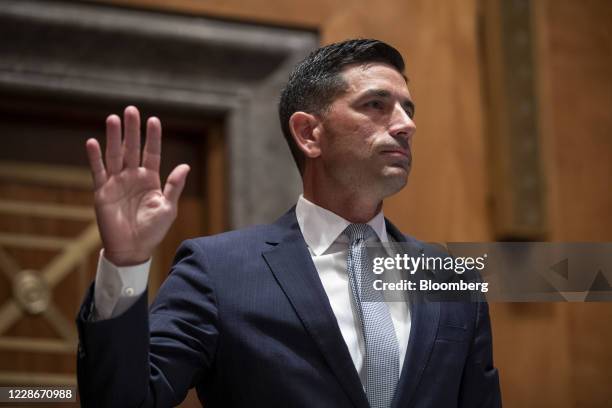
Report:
344,224,400,408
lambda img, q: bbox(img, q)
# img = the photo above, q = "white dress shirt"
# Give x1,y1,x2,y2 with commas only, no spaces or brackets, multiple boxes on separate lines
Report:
93,195,411,378
295,195,410,380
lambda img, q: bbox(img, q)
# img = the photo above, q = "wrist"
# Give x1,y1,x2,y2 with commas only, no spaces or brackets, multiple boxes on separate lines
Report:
102,249,151,267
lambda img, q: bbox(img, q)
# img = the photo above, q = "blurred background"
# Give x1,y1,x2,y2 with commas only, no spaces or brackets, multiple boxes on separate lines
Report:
0,0,610,406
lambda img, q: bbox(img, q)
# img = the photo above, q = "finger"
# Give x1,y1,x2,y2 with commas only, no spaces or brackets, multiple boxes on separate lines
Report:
85,138,107,189
105,114,122,175
123,106,141,169
163,164,190,206
142,117,161,173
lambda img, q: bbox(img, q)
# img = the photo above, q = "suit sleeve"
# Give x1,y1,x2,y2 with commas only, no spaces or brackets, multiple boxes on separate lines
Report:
76,239,219,408
457,300,502,407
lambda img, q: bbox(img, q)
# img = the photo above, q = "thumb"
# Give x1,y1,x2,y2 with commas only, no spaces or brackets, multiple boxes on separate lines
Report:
163,164,190,206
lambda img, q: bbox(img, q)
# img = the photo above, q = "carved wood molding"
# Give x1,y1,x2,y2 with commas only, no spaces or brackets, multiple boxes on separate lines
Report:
481,0,547,239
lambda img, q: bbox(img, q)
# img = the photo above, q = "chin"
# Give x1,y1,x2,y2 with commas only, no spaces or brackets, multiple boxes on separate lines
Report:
379,169,409,196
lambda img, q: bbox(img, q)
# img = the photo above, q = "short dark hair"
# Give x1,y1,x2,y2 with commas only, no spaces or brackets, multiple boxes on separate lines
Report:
278,38,406,174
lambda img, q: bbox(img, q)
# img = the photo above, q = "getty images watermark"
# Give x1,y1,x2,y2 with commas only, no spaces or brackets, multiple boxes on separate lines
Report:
362,242,612,302
371,252,489,294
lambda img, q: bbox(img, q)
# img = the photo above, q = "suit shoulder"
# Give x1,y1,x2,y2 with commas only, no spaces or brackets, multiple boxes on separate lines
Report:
182,223,276,253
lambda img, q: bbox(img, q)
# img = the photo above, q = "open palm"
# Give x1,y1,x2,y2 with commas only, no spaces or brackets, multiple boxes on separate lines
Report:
85,106,190,266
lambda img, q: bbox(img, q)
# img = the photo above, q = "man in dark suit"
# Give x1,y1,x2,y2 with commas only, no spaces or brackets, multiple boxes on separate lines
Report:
77,39,501,407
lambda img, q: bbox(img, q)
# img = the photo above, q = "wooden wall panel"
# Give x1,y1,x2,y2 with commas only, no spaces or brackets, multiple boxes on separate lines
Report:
536,0,612,407
536,0,612,242
489,303,572,407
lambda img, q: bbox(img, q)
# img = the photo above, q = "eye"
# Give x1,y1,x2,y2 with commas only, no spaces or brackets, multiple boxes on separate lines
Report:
365,100,385,110
403,104,415,119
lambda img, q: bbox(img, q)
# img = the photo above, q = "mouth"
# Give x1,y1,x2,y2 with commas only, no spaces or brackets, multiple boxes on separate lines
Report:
380,149,410,159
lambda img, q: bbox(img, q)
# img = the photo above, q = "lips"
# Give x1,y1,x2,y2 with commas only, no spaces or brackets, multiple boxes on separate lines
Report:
380,149,410,158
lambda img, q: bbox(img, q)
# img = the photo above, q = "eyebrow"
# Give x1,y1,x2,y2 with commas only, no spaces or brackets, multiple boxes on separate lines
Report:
359,89,415,114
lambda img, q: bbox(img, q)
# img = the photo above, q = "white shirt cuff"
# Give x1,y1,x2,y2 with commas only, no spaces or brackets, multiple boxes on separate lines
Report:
93,250,151,320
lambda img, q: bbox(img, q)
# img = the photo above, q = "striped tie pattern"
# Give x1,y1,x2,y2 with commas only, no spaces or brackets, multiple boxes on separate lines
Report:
344,223,400,408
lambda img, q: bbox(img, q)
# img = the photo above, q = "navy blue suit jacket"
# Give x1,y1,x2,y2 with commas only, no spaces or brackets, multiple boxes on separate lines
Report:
76,208,501,407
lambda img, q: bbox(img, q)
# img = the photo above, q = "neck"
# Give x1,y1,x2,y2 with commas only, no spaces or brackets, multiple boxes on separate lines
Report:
302,174,383,224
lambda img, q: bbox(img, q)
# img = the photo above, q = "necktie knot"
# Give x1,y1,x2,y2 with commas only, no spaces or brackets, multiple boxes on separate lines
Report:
344,223,377,244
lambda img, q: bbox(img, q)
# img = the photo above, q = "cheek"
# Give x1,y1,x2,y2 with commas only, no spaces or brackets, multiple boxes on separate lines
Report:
327,132,371,161
321,116,378,159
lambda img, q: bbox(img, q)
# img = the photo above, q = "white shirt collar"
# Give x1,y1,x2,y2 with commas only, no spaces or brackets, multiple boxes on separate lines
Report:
296,194,389,256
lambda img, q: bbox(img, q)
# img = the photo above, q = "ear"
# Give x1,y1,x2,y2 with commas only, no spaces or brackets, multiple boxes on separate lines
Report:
289,111,322,159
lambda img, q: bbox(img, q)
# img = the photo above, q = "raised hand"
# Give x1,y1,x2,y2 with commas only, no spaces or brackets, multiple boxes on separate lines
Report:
85,106,190,266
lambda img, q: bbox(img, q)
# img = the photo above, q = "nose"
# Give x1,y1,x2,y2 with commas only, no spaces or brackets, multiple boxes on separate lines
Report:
389,103,416,142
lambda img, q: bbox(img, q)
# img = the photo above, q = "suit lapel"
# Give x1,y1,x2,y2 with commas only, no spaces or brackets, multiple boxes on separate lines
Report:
262,210,370,408
392,300,440,407
385,220,440,408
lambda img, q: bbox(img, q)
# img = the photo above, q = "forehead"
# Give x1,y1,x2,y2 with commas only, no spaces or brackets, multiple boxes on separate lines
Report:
339,63,411,98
